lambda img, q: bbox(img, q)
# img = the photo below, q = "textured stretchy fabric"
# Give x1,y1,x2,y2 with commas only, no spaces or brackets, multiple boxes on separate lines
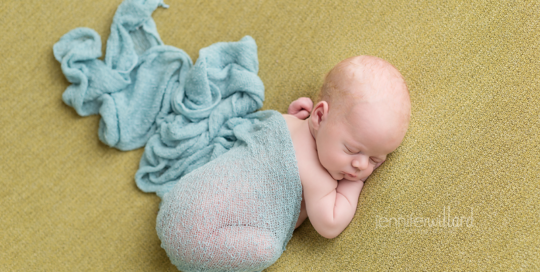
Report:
54,0,302,270
158,111,302,271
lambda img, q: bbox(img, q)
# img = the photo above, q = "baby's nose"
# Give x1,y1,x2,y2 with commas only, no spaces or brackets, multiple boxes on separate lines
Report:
352,157,368,170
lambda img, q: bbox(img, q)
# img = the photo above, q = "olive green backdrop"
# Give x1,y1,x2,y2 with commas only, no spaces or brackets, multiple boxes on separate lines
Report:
1,0,539,270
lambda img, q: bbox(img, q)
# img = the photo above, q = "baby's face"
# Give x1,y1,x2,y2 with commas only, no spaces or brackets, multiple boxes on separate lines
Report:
312,55,410,181
314,100,405,181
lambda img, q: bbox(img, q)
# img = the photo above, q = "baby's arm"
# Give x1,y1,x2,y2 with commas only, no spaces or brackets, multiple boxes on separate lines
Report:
298,152,364,239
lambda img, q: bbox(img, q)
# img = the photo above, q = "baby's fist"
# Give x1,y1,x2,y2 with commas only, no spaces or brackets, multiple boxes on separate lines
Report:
287,97,313,120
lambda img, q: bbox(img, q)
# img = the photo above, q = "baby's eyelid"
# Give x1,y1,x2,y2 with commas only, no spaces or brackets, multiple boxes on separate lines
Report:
345,145,357,154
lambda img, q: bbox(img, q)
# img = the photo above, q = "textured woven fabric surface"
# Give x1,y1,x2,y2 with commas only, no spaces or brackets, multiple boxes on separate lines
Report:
2,0,539,271
157,111,302,271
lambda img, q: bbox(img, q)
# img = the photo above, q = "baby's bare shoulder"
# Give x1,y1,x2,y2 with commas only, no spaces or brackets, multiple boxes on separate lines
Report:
282,114,337,189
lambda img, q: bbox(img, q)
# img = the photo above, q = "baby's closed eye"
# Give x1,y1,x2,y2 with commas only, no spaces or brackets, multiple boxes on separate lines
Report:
344,145,359,154
345,147,380,164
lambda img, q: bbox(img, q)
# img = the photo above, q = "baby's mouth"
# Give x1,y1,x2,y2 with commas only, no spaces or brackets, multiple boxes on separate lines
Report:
343,172,357,178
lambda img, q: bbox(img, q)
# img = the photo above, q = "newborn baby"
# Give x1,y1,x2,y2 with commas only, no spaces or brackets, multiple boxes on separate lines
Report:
157,55,410,271
284,55,410,238
52,1,408,270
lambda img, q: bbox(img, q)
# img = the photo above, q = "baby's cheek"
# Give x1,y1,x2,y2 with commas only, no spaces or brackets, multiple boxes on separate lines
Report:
319,151,334,169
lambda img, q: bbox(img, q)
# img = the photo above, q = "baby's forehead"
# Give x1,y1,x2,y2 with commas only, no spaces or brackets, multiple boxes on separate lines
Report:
345,59,400,85
326,55,409,116
342,99,402,127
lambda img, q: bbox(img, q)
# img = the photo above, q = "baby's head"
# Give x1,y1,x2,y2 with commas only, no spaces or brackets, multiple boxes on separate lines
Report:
309,55,411,181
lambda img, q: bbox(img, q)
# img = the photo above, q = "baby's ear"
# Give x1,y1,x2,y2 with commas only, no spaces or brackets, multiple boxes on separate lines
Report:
310,101,329,130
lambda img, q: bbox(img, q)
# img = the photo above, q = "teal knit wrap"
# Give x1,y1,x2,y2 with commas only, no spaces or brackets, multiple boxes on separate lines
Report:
158,111,302,271
54,0,302,270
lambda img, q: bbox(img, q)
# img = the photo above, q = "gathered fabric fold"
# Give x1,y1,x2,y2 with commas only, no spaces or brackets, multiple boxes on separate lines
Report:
55,2,303,270
54,0,265,197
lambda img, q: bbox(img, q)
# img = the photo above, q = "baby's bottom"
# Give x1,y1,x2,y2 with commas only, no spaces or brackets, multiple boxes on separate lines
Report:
210,226,279,265
164,225,279,271
157,186,282,271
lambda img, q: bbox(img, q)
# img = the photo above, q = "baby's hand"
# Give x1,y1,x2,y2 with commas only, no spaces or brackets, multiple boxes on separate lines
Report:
287,97,313,120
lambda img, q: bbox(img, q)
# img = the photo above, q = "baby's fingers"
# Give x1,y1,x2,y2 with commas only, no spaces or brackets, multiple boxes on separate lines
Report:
295,97,313,112
294,110,310,120
288,97,313,119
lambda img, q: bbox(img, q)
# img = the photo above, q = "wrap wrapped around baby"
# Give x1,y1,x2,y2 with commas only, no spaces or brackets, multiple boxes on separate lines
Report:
54,0,302,271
